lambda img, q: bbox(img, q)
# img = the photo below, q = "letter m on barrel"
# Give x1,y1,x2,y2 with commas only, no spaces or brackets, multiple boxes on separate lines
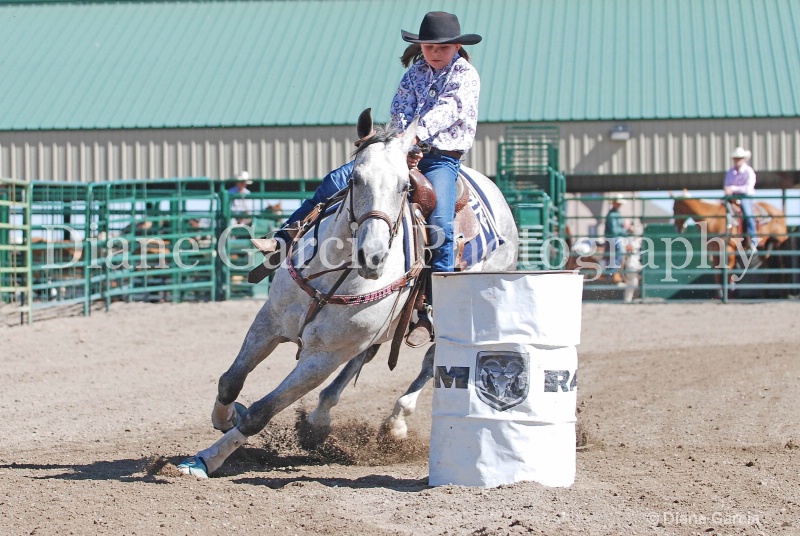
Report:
434,366,470,389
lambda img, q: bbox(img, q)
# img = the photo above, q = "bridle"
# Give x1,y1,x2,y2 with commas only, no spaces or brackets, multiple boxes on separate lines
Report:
346,172,409,249
287,167,423,357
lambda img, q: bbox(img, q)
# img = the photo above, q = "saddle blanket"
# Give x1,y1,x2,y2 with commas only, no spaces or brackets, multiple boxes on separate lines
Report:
728,201,772,229
456,169,506,270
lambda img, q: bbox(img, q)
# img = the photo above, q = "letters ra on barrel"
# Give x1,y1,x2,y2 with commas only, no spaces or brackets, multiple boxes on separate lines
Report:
429,271,583,489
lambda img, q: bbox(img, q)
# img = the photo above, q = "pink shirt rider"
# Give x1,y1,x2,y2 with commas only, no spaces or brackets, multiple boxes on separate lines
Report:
724,163,756,195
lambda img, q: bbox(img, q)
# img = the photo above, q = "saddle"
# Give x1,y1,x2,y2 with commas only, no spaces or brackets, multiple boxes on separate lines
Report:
408,169,481,270
724,198,770,233
725,199,744,230
397,168,490,351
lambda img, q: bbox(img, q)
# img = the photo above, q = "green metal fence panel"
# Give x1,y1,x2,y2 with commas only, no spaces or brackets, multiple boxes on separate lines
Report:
27,182,93,319
565,193,800,302
89,178,218,308
640,224,719,301
218,182,318,301
497,126,567,270
12,176,800,323
0,178,32,325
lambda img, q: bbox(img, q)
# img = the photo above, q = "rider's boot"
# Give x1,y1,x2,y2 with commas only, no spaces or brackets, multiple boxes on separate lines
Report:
248,238,287,283
250,237,280,254
405,269,433,347
406,309,433,348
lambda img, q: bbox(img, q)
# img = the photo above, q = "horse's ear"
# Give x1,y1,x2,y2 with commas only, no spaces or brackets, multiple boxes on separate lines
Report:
399,117,419,154
356,108,373,140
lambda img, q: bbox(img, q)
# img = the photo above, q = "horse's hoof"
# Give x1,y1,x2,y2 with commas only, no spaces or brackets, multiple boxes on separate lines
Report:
176,456,209,479
296,415,331,450
378,417,408,442
232,401,247,425
214,402,248,433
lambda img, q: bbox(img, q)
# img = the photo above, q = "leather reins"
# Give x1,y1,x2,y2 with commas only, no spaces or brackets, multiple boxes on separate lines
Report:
288,177,424,360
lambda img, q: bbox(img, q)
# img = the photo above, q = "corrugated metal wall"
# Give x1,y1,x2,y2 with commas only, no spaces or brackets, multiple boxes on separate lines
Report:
556,118,800,175
0,126,360,182
2,118,798,182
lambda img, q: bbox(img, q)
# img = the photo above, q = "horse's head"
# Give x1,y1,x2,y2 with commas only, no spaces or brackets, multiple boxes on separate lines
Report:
350,109,417,279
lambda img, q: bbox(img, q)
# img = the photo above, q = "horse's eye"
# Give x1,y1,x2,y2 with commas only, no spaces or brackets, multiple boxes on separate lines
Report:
350,172,369,188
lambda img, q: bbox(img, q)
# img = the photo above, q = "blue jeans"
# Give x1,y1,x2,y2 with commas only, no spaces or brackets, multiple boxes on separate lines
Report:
275,161,354,242
418,153,461,274
606,237,625,275
738,196,756,243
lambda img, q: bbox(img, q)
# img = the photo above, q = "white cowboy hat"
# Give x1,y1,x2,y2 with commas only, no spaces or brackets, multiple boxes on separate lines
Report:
236,171,252,184
612,194,626,204
730,147,751,160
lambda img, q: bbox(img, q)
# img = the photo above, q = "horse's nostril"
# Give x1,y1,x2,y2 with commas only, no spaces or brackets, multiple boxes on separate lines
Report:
357,249,367,267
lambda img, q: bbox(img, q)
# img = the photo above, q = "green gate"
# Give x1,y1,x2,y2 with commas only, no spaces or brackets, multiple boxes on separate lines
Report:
0,178,32,325
218,185,317,300
89,179,218,308
28,182,94,318
496,126,567,269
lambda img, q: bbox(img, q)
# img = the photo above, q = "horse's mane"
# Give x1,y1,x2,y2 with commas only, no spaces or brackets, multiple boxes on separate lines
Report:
352,124,399,157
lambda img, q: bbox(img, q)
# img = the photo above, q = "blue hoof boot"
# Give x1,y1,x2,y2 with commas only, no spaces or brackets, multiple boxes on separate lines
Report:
176,456,209,478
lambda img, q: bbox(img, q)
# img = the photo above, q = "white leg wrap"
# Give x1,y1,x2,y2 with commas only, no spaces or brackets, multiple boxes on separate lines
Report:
398,391,422,416
211,399,235,430
197,427,248,475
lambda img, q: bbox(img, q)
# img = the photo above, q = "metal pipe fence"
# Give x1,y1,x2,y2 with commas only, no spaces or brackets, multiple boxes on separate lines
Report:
5,177,800,324
563,192,800,302
218,188,313,301
2,178,222,323
0,178,32,325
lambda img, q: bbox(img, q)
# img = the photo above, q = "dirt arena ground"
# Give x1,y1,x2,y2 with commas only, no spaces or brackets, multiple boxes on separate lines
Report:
1,300,798,535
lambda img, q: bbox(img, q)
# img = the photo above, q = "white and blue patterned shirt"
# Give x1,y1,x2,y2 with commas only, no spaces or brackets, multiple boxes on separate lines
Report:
390,53,480,153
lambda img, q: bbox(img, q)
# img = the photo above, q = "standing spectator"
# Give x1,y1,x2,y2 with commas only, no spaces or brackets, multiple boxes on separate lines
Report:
723,147,757,253
604,194,630,284
228,171,252,224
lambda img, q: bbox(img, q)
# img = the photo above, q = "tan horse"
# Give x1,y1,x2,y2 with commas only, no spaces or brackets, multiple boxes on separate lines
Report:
672,193,788,296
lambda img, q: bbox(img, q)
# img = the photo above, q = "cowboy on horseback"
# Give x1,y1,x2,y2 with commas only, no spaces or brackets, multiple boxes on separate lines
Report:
723,146,758,254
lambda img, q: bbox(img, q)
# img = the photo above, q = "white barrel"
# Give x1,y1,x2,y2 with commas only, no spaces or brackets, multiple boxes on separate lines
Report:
428,271,583,488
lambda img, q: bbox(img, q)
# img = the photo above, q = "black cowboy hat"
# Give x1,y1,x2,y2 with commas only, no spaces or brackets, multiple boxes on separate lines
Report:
401,11,482,45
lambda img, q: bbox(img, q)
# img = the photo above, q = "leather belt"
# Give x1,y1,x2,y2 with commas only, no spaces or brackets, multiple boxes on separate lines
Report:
419,145,464,160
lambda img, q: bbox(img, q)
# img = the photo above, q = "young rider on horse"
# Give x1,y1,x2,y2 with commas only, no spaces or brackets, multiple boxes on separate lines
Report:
390,11,482,346
251,11,482,346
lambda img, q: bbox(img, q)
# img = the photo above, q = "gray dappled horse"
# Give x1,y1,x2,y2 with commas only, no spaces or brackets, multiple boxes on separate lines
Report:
178,111,519,478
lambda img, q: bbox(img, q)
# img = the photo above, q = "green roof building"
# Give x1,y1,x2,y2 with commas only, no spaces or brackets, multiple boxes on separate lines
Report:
1,0,799,189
